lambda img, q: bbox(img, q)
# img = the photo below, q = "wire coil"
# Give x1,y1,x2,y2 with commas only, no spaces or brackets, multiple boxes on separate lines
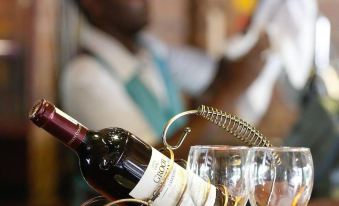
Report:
197,105,281,165
162,105,281,165
197,105,272,147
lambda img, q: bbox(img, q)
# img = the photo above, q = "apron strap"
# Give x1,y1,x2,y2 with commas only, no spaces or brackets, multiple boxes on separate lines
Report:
80,48,185,138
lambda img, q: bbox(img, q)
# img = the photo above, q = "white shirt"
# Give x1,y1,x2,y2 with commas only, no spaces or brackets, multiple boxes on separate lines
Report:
60,24,216,145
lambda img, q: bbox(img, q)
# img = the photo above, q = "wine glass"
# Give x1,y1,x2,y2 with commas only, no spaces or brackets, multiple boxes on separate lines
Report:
246,147,314,206
187,145,249,206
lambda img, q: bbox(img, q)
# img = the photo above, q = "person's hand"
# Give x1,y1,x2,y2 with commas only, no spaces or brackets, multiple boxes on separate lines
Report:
196,33,270,108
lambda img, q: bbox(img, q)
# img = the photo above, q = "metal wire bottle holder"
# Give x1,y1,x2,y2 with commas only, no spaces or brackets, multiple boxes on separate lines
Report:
163,105,276,150
85,105,280,206
161,105,281,206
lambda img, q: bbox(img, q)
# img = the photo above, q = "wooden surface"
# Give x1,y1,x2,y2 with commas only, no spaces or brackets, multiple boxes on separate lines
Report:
309,198,339,206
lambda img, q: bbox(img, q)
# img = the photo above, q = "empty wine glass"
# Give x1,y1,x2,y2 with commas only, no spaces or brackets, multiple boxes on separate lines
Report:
246,147,314,206
187,145,249,206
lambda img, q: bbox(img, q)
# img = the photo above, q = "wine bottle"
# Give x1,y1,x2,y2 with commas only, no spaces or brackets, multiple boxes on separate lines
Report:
28,99,219,206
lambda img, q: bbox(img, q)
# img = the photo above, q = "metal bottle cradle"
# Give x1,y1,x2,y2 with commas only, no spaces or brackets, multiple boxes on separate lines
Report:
163,105,279,159
101,105,280,206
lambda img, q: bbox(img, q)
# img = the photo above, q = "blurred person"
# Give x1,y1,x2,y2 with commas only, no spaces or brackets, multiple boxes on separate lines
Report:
57,0,329,204
59,0,230,204
60,0,222,148
284,14,339,199
225,0,318,125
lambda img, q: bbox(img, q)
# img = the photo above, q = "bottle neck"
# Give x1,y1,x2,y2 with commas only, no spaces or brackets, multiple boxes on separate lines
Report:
29,99,88,151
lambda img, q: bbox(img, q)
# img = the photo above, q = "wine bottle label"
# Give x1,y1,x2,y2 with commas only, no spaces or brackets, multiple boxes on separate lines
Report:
130,148,216,206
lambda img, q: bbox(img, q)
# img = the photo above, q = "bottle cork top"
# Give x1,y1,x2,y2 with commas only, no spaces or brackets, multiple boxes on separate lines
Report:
29,99,55,127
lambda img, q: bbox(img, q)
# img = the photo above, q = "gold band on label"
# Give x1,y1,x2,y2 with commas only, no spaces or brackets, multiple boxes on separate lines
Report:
202,178,212,206
175,177,188,206
150,147,175,202
291,186,305,206
221,185,229,206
